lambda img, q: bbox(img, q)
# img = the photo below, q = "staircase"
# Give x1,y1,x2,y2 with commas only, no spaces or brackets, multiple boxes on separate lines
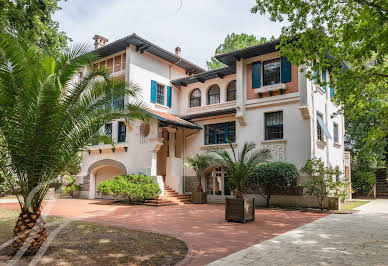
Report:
146,178,191,206
376,168,388,198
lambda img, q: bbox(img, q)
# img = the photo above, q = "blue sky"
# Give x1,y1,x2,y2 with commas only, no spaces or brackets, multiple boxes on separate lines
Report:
54,0,284,68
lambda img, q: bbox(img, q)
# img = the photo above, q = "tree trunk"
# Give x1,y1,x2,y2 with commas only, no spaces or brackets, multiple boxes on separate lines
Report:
266,194,271,208
12,210,47,255
196,172,203,192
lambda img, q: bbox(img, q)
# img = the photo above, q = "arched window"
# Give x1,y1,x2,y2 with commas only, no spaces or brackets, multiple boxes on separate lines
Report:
226,80,236,101
189,88,201,108
207,84,220,105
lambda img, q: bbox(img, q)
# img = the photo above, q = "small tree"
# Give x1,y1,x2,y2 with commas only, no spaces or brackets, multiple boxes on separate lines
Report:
301,158,345,210
212,141,270,198
248,162,298,207
97,173,161,202
185,153,214,192
61,175,81,197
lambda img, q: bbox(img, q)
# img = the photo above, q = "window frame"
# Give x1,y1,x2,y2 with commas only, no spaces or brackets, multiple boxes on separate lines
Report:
156,83,165,105
105,123,112,139
264,111,284,140
189,88,201,108
204,121,236,145
226,80,237,102
317,113,324,142
117,121,126,143
262,58,281,86
333,122,339,143
207,84,220,105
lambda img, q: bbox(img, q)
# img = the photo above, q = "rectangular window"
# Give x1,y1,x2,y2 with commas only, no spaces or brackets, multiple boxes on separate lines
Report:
204,122,236,145
156,83,165,105
265,111,283,140
333,123,339,143
317,113,324,141
105,123,112,139
118,122,126,143
107,58,113,74
114,55,121,72
121,53,126,70
263,58,281,86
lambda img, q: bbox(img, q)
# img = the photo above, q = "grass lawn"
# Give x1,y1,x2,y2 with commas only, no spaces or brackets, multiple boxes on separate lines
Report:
341,200,370,211
0,208,187,265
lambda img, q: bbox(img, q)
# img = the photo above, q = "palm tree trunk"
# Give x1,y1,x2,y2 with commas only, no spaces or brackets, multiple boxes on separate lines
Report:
12,210,47,255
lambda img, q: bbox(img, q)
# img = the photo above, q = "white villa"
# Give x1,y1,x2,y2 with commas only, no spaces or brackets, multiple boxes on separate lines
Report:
75,34,349,205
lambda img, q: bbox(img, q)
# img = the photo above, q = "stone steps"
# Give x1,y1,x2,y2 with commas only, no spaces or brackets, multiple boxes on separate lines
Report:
146,180,191,206
375,168,388,198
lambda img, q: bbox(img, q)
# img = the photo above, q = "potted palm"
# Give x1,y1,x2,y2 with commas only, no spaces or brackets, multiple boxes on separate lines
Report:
213,141,270,223
0,34,148,255
185,153,214,203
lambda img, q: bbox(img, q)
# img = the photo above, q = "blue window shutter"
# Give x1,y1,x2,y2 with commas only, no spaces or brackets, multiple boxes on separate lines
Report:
150,80,157,103
322,69,327,91
313,60,317,83
280,56,292,83
167,86,171,108
252,62,261,88
330,87,335,98
317,115,332,139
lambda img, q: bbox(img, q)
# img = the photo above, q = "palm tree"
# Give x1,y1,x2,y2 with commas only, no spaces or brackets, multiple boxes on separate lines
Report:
185,153,214,192
212,141,270,198
0,33,148,255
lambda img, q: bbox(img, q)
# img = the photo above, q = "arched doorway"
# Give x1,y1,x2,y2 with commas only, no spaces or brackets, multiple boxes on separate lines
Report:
205,167,231,201
94,166,125,199
87,159,127,199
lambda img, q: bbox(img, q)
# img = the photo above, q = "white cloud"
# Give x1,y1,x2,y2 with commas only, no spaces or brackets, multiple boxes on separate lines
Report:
54,0,284,68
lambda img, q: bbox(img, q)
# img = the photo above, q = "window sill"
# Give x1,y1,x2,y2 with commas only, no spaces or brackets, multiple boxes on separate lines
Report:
261,139,287,144
317,140,327,149
254,83,286,94
333,142,341,149
200,143,237,150
154,103,169,110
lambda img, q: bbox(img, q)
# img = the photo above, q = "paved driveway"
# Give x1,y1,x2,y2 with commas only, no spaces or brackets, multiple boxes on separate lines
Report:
210,199,388,265
0,199,325,265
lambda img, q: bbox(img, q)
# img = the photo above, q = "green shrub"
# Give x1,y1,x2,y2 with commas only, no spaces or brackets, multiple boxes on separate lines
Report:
351,170,376,195
301,158,347,210
248,161,298,207
61,175,81,197
97,173,161,202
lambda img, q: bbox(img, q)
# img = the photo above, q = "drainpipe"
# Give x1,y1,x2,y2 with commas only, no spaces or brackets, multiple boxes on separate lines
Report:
311,80,316,159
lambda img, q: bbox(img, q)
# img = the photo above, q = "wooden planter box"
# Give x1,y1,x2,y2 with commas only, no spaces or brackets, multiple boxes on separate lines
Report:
225,197,255,223
191,192,207,204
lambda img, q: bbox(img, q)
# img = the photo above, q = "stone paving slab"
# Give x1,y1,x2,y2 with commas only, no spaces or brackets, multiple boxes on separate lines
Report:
209,200,388,266
0,199,325,266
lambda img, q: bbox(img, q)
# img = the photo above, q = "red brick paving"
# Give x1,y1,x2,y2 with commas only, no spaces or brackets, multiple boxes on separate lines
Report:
0,199,326,265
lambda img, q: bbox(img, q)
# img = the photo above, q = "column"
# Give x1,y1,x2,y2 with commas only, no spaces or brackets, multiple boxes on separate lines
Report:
167,127,176,158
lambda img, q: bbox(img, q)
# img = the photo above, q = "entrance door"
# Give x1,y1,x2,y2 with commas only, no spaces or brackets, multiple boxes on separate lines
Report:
206,167,230,202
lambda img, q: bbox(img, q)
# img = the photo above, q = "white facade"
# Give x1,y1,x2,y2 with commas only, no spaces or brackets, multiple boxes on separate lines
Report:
76,35,346,201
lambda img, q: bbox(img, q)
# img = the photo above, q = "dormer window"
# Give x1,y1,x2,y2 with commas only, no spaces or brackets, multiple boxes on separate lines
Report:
263,59,281,86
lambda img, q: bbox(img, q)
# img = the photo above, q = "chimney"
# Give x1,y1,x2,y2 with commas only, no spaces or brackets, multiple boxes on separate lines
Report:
175,46,181,57
93,35,108,49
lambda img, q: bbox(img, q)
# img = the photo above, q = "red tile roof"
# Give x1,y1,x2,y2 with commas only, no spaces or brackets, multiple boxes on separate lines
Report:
147,109,201,129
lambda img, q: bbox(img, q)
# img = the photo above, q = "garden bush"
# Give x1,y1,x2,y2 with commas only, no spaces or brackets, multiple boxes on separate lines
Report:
97,173,161,202
248,161,298,207
351,170,376,196
61,175,81,197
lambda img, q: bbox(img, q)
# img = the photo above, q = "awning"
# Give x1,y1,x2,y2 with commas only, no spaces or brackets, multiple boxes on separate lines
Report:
317,115,332,139
147,109,202,129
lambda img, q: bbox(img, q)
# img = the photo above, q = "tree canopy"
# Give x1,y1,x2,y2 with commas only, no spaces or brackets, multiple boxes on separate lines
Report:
206,33,275,70
0,0,69,56
251,0,388,167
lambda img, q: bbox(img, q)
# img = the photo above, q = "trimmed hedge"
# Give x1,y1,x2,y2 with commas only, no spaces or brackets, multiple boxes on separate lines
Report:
97,173,161,202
